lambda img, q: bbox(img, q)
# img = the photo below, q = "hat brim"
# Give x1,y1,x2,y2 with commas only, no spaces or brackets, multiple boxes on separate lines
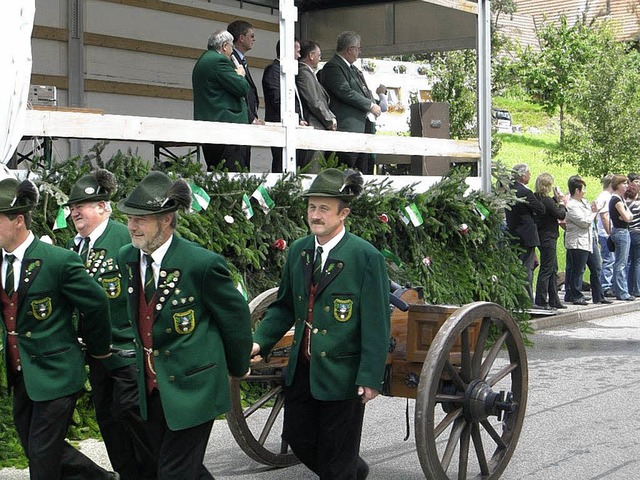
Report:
0,205,34,215
117,199,177,216
301,190,354,201
64,194,111,207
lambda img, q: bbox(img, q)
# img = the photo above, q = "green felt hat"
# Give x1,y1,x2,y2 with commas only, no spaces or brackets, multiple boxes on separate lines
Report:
0,178,38,214
117,171,192,216
65,169,116,205
302,168,363,202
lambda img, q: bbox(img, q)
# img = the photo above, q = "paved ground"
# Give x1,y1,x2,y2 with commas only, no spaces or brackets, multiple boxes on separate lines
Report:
0,300,640,480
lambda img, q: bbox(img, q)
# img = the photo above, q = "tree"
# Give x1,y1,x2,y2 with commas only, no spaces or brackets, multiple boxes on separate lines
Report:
551,40,640,177
517,15,608,143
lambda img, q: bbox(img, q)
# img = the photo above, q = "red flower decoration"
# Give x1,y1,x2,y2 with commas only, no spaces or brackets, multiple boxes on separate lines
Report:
459,223,469,235
273,238,287,250
422,256,431,267
378,213,389,223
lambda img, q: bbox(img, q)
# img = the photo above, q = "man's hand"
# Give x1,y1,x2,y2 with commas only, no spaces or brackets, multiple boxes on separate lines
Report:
370,104,382,117
250,342,263,364
253,118,265,125
376,84,387,95
357,386,379,404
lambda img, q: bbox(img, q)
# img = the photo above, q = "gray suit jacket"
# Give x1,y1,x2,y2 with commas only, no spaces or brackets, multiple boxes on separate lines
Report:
296,62,335,130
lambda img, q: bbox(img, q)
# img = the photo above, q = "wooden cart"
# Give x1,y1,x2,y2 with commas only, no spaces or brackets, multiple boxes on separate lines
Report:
226,287,528,479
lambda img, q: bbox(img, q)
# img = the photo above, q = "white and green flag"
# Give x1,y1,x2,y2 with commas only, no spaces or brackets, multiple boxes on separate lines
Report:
242,193,254,219
52,206,70,230
251,185,275,214
190,183,210,211
404,203,424,227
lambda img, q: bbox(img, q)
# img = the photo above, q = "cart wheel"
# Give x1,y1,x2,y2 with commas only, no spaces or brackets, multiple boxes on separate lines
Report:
415,302,528,479
226,288,299,467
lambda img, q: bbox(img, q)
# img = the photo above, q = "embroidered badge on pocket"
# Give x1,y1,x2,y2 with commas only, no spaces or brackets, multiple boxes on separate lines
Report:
100,276,121,298
31,297,53,320
173,309,195,334
333,298,353,322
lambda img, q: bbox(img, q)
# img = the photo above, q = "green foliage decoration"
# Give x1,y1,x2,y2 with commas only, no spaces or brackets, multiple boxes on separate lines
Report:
0,147,531,467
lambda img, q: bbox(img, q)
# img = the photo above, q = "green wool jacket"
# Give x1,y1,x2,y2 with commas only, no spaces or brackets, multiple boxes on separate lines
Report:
117,235,252,431
192,49,249,124
0,237,112,401
66,219,135,370
253,232,391,401
319,54,373,134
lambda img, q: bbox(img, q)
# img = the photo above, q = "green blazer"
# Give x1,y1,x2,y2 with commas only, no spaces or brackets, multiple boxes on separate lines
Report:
117,236,252,431
66,219,135,370
0,237,112,401
192,49,250,124
254,232,390,401
319,54,373,133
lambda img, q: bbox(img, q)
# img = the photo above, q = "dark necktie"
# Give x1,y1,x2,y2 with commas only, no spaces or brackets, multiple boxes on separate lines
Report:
4,254,15,297
79,236,90,263
312,246,323,285
144,254,155,303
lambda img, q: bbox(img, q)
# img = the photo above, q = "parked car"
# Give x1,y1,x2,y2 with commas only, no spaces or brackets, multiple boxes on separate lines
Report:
492,108,512,133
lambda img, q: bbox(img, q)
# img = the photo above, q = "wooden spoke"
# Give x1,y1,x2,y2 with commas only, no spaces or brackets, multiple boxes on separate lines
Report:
258,392,285,445
435,407,463,439
244,385,282,418
471,422,490,476
479,330,509,380
441,417,466,472
444,360,468,391
458,423,471,480
460,327,472,382
487,362,519,387
471,316,492,377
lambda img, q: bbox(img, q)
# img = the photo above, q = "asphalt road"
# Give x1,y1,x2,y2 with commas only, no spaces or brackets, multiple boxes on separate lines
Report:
2,307,639,479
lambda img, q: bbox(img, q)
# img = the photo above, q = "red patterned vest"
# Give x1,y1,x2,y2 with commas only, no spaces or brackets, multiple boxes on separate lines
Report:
1,290,21,374
137,289,158,395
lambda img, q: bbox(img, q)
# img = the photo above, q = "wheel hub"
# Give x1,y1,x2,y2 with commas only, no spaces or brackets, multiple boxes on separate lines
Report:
463,379,518,423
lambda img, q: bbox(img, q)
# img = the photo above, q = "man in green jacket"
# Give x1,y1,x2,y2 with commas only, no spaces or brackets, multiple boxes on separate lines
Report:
66,169,151,480
193,28,249,171
0,178,117,479
116,171,253,479
252,169,391,479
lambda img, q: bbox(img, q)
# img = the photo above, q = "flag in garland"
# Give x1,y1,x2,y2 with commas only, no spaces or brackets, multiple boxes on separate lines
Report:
398,209,410,225
52,206,70,230
381,248,403,269
236,280,248,301
190,183,210,211
251,185,275,214
242,194,254,219
403,203,424,227
474,201,490,220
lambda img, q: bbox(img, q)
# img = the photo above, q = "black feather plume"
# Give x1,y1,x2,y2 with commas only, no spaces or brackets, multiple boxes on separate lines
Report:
15,180,39,207
93,169,117,196
166,179,192,212
340,169,364,197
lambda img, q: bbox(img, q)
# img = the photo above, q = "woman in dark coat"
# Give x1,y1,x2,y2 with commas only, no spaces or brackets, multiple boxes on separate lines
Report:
534,173,567,309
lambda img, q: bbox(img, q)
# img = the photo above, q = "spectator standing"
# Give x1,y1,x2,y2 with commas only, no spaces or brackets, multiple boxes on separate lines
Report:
595,174,615,297
251,169,390,479
533,173,567,310
65,170,152,480
262,39,305,172
319,31,382,170
625,182,640,297
564,176,610,305
193,29,249,171
0,178,117,479
227,20,263,171
504,163,545,302
609,174,635,300
116,172,253,478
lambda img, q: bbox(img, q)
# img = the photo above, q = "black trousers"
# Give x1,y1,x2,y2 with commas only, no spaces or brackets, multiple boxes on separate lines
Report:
202,144,250,172
518,246,536,302
12,375,112,480
535,240,561,307
144,390,215,480
283,359,365,480
88,358,155,480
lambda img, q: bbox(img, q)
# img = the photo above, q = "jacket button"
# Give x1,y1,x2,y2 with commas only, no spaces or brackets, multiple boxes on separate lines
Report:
312,328,318,334
324,306,330,312
164,350,171,356
297,296,302,301
168,375,175,382
320,351,327,358
293,339,297,345
321,329,327,335
25,331,31,338
165,328,172,334
153,350,159,357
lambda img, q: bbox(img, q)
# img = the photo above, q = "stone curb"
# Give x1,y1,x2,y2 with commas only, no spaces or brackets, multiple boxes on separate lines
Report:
529,299,640,331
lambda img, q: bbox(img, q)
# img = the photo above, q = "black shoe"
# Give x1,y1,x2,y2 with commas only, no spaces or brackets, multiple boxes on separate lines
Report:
573,299,589,306
532,304,552,311
599,299,613,304
357,457,370,480
603,289,615,297
550,303,567,309
618,296,636,301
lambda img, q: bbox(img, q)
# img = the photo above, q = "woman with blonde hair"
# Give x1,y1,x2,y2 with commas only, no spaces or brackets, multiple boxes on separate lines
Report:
609,174,634,300
533,173,567,309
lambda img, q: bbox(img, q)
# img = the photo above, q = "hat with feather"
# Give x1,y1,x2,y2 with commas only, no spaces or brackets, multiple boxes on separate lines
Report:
0,178,39,214
65,169,117,205
117,171,192,216
302,168,363,202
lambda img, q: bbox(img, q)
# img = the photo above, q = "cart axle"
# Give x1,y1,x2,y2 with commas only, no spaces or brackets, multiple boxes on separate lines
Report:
463,379,518,423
